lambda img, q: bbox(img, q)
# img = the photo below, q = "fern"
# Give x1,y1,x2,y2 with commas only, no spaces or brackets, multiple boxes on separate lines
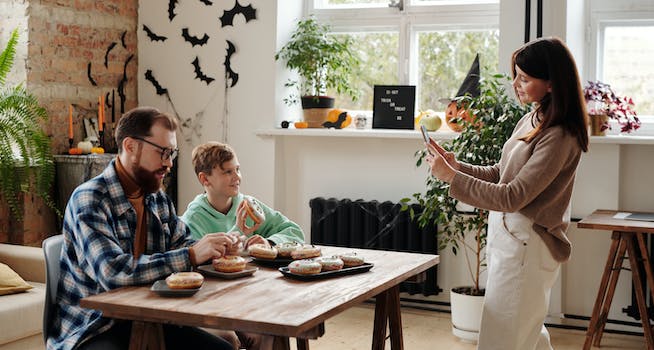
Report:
0,28,57,219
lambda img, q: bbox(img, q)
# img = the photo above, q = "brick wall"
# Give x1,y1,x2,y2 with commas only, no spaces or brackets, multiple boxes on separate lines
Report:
0,0,138,245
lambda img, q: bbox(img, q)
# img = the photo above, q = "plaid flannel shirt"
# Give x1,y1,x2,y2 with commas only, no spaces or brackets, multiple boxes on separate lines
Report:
47,160,195,350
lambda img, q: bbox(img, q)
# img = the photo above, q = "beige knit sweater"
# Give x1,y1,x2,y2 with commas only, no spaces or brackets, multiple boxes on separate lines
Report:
449,112,582,262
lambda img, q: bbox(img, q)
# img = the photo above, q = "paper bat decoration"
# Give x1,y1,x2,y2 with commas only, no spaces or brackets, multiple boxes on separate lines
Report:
220,0,257,27
104,42,116,68
145,69,168,95
143,25,167,42
192,57,215,85
323,112,348,129
168,0,178,21
121,31,127,48
199,0,213,5
182,28,209,47
87,62,97,86
224,40,239,88
118,54,133,114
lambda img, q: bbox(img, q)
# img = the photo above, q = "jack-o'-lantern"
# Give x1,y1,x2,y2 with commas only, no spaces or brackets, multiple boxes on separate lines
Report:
445,101,476,132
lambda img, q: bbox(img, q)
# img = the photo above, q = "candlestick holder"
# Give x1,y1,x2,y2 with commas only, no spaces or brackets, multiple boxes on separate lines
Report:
98,129,104,149
68,138,73,150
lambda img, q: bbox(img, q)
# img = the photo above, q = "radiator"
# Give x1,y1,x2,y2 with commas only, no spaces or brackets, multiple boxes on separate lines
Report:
309,197,441,296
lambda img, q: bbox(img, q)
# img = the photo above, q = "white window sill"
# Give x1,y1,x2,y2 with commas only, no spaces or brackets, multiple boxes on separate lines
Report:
256,128,654,145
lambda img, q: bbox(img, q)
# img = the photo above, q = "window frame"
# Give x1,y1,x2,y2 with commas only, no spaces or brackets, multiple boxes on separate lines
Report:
306,0,499,112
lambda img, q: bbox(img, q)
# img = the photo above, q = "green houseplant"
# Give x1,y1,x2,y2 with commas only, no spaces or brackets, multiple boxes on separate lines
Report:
0,28,56,219
275,16,360,127
402,73,529,340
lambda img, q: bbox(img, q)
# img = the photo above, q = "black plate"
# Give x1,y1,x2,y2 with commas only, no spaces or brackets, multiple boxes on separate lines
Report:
251,256,295,267
278,262,374,281
196,264,258,279
150,280,201,297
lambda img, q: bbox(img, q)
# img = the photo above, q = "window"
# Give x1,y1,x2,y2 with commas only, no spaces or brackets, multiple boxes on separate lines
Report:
588,0,654,122
310,0,499,113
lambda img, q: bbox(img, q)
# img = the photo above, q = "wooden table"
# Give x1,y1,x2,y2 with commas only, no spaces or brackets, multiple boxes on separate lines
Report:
81,246,439,350
578,209,654,349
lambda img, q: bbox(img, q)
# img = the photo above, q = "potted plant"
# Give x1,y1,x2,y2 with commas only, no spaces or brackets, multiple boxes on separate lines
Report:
402,73,529,342
583,80,640,135
275,16,360,127
0,28,56,219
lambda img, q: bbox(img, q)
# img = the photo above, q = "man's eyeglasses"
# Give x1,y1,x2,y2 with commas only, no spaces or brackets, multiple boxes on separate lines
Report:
131,136,178,161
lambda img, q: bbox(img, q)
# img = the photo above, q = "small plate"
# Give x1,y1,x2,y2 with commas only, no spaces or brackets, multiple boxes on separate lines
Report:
150,280,201,297
196,264,258,279
279,262,374,281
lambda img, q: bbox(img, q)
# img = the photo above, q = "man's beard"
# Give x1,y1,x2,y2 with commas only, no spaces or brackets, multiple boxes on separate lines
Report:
133,164,169,194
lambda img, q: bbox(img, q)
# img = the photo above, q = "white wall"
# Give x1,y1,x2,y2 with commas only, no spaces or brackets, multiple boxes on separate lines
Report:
138,0,288,212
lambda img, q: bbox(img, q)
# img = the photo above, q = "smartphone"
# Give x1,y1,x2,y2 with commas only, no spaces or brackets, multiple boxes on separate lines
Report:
420,124,430,144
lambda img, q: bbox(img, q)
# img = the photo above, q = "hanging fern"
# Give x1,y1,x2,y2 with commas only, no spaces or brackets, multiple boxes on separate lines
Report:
0,28,57,219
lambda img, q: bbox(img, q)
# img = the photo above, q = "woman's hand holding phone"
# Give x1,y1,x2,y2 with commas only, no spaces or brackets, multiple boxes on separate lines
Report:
420,126,460,182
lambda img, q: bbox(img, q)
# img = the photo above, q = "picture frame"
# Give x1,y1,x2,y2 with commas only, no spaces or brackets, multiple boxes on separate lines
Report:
83,117,99,142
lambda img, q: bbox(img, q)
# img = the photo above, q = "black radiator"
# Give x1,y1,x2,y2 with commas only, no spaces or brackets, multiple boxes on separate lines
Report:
309,197,441,296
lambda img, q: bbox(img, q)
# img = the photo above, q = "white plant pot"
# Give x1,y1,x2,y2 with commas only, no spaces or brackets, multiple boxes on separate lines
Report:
450,287,485,343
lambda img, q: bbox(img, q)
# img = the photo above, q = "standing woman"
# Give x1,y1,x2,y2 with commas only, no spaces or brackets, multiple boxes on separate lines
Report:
426,37,589,350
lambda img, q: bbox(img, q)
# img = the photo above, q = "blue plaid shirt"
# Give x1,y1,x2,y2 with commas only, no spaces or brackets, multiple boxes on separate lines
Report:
47,160,195,350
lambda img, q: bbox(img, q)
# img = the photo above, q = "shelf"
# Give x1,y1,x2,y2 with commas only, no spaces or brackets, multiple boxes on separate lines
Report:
257,128,654,145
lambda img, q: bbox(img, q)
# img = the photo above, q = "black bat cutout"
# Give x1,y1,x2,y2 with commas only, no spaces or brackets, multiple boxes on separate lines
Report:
118,54,133,114
192,57,215,85
181,28,209,47
104,42,116,68
224,40,239,88
220,0,257,27
323,112,348,129
168,0,178,21
87,62,97,86
199,0,212,5
145,70,168,95
143,25,167,42
121,31,127,49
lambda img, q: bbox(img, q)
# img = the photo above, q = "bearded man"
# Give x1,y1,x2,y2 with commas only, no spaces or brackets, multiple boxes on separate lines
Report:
48,107,234,350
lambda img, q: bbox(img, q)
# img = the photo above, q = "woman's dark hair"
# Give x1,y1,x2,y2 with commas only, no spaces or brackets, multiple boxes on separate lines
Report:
114,107,179,152
512,37,589,152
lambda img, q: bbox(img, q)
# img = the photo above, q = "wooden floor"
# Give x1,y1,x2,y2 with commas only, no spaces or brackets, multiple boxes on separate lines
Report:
296,304,646,350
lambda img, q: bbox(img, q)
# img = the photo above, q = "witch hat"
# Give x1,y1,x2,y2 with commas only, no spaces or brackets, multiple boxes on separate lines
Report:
455,53,480,98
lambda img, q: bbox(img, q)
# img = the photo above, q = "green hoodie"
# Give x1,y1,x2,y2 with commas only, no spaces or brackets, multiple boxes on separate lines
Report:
180,192,305,245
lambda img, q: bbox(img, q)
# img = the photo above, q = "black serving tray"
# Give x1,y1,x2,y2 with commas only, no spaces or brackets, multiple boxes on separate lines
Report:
278,262,374,281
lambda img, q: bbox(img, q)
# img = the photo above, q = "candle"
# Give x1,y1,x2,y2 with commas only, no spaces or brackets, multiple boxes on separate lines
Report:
68,105,73,139
98,96,103,131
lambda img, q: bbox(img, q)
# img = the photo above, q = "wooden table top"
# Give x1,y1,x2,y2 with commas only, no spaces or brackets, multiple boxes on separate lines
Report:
578,209,654,233
80,245,439,338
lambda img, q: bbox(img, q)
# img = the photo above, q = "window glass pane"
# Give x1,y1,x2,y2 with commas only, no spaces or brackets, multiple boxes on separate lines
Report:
315,0,389,9
328,32,399,110
602,25,654,115
418,30,499,111
412,0,498,4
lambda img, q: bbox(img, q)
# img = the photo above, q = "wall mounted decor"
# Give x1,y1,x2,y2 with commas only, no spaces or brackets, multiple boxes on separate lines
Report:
86,62,97,86
220,1,257,27
145,69,168,96
168,0,178,21
104,42,116,68
192,56,215,85
182,28,209,47
224,40,238,87
143,25,168,42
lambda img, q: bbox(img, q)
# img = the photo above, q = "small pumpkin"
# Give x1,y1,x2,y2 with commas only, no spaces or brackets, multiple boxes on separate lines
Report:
91,147,105,154
324,109,352,129
294,121,309,129
445,101,476,132
68,148,83,155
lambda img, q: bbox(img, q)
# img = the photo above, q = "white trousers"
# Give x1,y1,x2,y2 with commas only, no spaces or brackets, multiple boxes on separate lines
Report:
477,211,561,350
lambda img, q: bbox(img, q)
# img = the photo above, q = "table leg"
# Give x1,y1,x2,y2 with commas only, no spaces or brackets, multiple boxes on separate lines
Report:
584,231,623,350
373,289,390,350
387,285,403,350
593,235,628,347
272,336,290,350
296,338,310,350
129,321,165,350
636,233,654,304
626,236,654,347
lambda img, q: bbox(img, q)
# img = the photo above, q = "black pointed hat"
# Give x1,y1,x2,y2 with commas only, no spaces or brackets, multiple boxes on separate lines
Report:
455,53,480,98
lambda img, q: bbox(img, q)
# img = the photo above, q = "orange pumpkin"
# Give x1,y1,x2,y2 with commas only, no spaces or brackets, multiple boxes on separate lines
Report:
445,101,476,132
294,121,309,129
325,108,352,129
68,148,83,155
91,147,105,154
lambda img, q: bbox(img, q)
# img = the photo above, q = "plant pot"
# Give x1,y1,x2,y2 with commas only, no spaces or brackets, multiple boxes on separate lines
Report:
301,96,335,128
590,114,609,136
450,286,485,343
